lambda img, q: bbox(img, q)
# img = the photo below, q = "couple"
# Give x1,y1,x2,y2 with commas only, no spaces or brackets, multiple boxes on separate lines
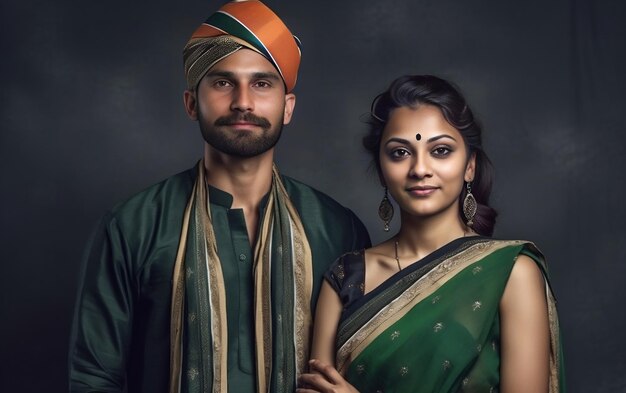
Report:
68,1,565,392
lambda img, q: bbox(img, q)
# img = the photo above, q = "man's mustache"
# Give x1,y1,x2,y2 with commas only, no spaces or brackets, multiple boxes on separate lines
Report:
214,113,271,128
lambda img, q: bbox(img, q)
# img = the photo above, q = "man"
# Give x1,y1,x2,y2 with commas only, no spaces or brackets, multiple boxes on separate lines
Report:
68,1,370,392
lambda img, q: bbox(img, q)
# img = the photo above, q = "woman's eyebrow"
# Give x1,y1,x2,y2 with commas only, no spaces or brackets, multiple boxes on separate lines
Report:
427,134,457,143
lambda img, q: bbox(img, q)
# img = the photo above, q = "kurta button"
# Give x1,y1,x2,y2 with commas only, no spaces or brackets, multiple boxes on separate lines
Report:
239,253,246,261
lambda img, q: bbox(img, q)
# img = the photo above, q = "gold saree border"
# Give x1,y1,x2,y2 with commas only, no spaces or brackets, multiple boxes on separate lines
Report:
547,282,562,393
337,240,523,372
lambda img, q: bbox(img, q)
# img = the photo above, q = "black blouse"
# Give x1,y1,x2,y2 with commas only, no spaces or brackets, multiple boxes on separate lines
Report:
324,250,366,310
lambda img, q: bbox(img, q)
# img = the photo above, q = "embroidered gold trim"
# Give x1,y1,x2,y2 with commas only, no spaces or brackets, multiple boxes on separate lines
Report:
279,172,313,378
198,169,228,392
168,177,197,393
253,196,274,392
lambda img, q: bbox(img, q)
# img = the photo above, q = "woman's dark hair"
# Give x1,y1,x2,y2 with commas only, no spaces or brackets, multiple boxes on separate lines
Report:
363,75,497,236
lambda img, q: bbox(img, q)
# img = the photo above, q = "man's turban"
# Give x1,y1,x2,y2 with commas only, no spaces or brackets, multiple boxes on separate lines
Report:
183,0,301,92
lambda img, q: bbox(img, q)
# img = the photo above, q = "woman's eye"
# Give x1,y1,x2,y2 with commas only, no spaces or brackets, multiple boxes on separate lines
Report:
390,148,410,159
432,146,452,157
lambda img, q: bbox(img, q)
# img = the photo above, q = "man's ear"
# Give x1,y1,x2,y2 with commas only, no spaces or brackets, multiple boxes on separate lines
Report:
283,93,296,125
183,90,198,120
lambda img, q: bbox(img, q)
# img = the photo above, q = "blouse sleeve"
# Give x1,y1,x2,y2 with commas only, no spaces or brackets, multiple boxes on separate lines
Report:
323,251,365,309
324,254,347,294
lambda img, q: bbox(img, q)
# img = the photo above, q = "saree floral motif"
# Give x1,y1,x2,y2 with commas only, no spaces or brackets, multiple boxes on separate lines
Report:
328,238,564,393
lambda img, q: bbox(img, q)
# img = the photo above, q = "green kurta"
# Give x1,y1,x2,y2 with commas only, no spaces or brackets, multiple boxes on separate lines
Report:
69,165,370,393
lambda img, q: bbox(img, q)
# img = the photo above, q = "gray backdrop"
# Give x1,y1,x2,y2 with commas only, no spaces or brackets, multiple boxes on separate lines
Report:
2,0,625,392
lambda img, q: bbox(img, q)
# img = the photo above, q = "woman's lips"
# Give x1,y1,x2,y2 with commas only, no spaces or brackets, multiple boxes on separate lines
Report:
406,186,438,197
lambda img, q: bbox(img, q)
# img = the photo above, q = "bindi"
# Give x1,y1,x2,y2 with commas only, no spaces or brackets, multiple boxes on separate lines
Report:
415,133,422,141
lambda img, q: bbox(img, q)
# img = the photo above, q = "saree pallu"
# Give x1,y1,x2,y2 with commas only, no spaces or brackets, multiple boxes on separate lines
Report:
332,238,565,393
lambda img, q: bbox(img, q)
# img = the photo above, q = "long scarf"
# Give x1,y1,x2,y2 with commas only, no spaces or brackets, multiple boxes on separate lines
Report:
336,239,564,393
169,161,313,392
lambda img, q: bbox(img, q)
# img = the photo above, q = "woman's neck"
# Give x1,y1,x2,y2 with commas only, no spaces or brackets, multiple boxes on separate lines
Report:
396,209,470,260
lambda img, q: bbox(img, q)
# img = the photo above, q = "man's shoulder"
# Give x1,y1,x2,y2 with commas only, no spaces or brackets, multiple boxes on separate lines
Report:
108,166,196,224
280,174,369,236
281,175,355,219
281,174,371,267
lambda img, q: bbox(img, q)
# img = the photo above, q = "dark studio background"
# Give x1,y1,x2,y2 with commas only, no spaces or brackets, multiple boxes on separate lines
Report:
2,0,625,392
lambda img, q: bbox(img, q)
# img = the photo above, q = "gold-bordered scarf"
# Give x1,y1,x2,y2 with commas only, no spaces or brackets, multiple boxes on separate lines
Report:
169,161,313,393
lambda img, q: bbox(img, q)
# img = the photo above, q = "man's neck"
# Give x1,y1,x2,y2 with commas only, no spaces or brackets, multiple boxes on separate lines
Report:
203,144,275,246
203,144,275,211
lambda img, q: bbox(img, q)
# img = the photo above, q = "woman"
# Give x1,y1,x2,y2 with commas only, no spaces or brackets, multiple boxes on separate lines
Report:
298,75,565,392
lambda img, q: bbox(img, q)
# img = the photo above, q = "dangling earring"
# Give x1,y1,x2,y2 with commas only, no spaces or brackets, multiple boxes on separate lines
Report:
378,187,394,232
463,181,477,227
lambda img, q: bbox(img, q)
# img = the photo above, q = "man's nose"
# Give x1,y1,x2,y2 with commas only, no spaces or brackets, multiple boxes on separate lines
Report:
231,86,253,112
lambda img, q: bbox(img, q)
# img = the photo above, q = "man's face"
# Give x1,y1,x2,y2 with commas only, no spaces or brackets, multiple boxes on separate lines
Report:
186,49,296,158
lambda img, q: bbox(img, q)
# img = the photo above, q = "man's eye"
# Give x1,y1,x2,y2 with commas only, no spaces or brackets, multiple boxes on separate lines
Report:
214,80,232,88
254,81,271,88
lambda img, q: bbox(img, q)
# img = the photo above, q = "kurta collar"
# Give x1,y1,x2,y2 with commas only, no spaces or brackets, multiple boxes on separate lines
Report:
206,183,271,212
207,184,233,207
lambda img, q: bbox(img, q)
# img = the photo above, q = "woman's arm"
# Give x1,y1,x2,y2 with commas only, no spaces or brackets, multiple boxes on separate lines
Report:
298,280,359,392
499,254,551,393
309,280,343,366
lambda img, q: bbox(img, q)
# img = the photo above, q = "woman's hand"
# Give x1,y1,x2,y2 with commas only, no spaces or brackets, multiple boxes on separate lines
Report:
297,359,360,393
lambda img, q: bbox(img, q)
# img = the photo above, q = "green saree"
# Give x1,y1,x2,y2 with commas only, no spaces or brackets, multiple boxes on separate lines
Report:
326,237,565,393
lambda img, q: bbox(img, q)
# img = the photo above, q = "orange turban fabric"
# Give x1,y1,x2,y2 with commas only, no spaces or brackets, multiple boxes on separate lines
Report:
183,0,301,92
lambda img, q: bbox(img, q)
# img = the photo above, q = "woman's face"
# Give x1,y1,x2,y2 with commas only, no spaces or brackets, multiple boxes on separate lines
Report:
379,104,475,221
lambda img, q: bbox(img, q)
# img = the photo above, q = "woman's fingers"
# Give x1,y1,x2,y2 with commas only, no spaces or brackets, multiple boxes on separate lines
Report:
298,371,333,390
308,359,344,385
298,359,359,393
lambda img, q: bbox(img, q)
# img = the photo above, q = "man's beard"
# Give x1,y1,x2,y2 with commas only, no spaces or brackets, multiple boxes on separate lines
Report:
199,110,283,158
